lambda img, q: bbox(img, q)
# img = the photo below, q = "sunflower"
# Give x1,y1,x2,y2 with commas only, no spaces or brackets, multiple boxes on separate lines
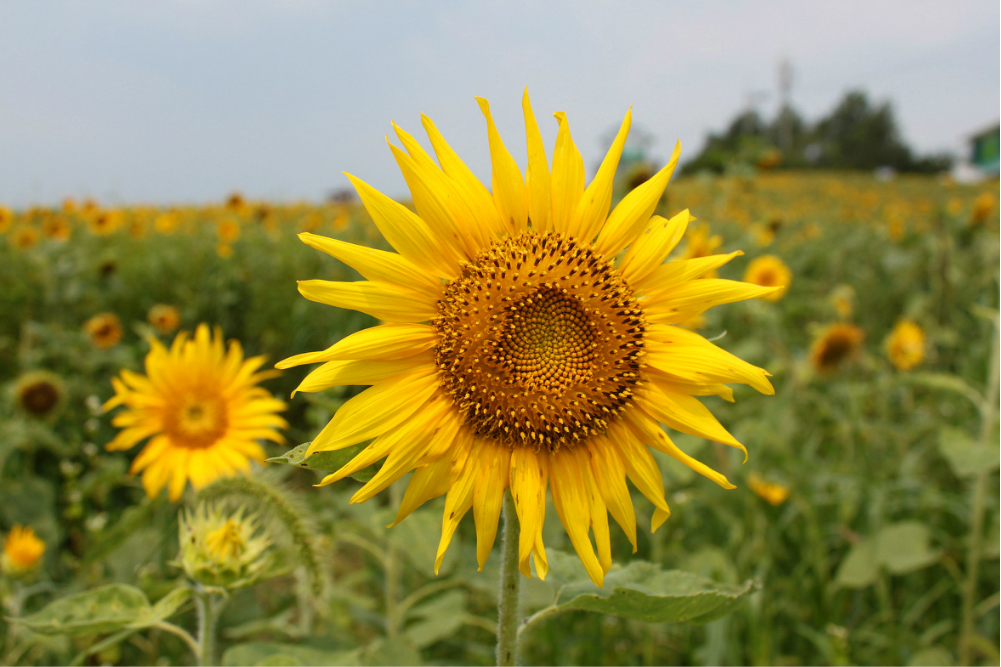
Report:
217,218,242,243
885,319,925,371
747,473,789,506
104,325,287,501
10,226,39,250
0,206,13,234
281,92,778,586
87,210,122,236
743,255,791,301
148,304,182,335
1,525,45,576
42,214,72,242
970,192,995,226
14,371,65,418
810,323,864,374
84,313,123,348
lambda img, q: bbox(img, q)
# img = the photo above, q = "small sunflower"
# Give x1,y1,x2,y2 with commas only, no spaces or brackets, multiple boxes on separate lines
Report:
2,525,45,576
810,323,864,374
281,92,778,586
970,192,995,226
743,255,791,301
84,313,123,349
42,215,72,242
0,206,13,234
10,226,39,250
217,218,242,243
104,325,287,501
155,212,179,235
14,371,65,418
148,304,182,335
885,319,925,371
87,210,122,236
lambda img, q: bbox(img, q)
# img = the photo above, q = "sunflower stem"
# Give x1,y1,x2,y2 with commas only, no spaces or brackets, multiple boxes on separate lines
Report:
194,590,221,667
958,312,999,666
496,491,522,666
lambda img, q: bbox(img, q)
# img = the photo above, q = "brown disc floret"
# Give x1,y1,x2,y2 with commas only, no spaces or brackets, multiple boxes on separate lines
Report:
434,231,645,451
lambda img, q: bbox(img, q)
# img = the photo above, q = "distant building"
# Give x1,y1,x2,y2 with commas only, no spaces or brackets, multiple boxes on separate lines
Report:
970,123,999,174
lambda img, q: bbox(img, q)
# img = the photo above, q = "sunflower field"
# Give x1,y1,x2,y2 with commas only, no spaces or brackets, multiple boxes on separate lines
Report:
0,168,998,667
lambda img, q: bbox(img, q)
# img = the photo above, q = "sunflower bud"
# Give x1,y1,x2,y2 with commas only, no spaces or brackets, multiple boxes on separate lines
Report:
176,503,272,590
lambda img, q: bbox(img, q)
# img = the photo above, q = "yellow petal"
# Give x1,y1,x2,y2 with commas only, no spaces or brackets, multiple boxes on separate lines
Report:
473,442,511,570
522,88,551,232
575,107,631,243
549,448,603,587
349,396,453,502
586,438,637,553
644,279,783,324
414,409,463,466
436,438,483,573
345,172,457,279
307,366,439,454
619,210,690,285
636,384,747,458
392,426,473,526
509,446,548,577
626,409,734,489
475,97,528,234
293,354,430,395
594,141,681,257
640,251,745,296
421,113,506,238
297,280,436,323
550,111,585,236
606,421,671,522
575,447,611,574
276,323,437,369
645,324,774,395
297,232,442,299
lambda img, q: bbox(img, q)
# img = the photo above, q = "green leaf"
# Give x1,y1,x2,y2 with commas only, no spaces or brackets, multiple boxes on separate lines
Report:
537,550,756,624
875,521,940,575
938,427,999,478
16,584,150,636
834,540,878,588
83,498,165,566
908,646,954,666
903,373,983,409
222,642,361,666
266,442,376,482
362,637,422,666
128,587,192,629
402,590,467,649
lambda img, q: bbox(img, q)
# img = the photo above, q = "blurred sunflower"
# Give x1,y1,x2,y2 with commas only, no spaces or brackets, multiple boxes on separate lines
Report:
148,304,182,335
14,371,65,418
743,255,791,301
970,192,995,226
104,325,287,501
0,206,15,234
10,226,39,250
747,473,789,505
85,313,123,349
155,212,179,235
810,323,864,374
830,285,855,319
885,319,925,371
217,218,242,243
88,210,122,236
1,525,45,576
281,91,778,586
42,215,72,241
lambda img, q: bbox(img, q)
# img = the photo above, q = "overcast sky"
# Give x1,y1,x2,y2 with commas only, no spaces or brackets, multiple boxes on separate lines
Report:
1,0,997,207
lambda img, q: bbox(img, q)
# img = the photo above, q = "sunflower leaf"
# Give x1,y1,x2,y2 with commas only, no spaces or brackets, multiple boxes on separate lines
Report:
266,442,376,482
13,584,150,636
532,549,757,625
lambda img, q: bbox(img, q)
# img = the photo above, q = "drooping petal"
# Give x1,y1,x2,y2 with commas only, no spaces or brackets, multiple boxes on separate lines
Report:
606,421,671,531
627,408,734,489
594,141,682,257
549,448,603,587
436,438,483,573
644,324,774,395
586,437,637,552
392,426,472,526
297,280,436,323
635,384,747,458
473,441,512,570
476,97,528,233
575,108,631,243
509,446,548,577
575,446,611,574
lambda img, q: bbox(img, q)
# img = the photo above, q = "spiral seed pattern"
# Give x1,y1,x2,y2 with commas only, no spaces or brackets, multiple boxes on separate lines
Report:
434,231,646,451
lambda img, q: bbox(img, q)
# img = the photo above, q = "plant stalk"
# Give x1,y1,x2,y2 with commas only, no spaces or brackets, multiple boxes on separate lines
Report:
195,591,222,666
959,314,999,666
496,491,522,666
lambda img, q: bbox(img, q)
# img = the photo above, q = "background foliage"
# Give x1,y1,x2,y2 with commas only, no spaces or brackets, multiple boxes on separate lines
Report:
0,171,997,665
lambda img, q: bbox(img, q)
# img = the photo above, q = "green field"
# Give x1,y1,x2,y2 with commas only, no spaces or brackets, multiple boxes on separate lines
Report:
0,172,998,666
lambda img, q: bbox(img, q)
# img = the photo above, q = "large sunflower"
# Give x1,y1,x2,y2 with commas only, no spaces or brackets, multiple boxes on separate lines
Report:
281,91,777,586
105,325,288,501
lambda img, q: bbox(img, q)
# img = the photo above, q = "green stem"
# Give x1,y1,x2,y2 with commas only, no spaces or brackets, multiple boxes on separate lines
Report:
385,482,402,638
959,313,999,666
496,491,522,666
195,591,225,666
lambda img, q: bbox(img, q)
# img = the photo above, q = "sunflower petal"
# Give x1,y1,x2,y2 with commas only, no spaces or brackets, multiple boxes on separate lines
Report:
293,355,429,395
645,324,774,395
276,324,437,369
297,280,436,323
594,140,681,257
644,279,782,324
606,421,671,528
550,111,585,236
619,210,690,285
473,442,511,570
575,447,612,574
640,251,745,296
627,408,734,489
392,426,472,526
476,97,528,234
576,107,631,242
436,439,482,573
586,437,637,553
550,448,603,587
510,446,548,577
522,88,552,232
636,384,747,458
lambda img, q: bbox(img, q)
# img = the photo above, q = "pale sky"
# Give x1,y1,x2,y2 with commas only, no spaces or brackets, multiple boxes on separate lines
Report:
2,0,998,207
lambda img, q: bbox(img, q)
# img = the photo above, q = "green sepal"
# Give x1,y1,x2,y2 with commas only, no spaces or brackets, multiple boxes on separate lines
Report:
266,442,376,482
